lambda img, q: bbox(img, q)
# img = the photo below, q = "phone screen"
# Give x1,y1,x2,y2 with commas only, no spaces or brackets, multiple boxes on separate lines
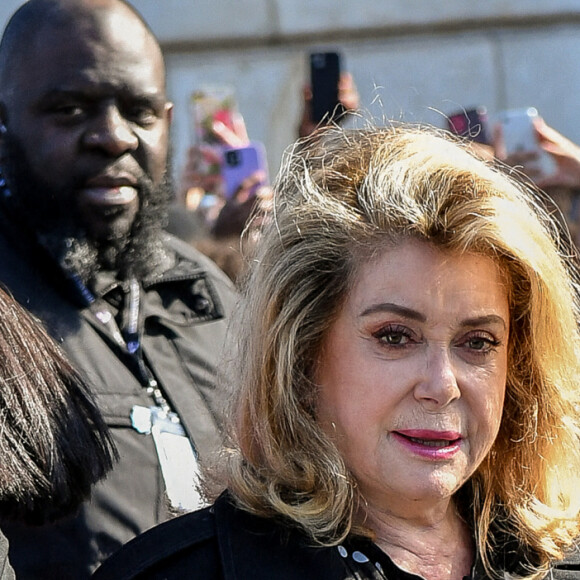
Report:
310,51,341,124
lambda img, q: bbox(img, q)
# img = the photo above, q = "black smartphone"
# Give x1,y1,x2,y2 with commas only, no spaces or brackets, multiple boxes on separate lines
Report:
310,51,341,124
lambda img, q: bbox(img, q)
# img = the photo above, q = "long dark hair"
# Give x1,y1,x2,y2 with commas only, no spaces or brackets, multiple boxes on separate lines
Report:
0,286,116,524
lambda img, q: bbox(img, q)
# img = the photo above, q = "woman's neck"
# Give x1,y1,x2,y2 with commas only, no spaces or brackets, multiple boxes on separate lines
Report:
361,498,473,580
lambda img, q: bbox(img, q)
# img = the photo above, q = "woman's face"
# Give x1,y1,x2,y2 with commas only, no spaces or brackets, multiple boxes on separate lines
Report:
315,239,509,513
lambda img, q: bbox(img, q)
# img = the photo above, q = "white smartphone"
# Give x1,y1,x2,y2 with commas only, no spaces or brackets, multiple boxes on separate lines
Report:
495,107,555,178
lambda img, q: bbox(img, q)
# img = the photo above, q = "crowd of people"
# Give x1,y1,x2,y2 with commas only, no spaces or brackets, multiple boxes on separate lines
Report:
0,0,580,579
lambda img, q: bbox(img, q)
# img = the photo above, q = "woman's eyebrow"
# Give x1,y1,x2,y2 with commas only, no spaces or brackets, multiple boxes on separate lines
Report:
359,304,507,330
460,314,507,330
359,302,426,322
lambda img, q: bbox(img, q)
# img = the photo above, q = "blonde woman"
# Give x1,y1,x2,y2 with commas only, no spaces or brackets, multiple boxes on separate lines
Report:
95,125,580,580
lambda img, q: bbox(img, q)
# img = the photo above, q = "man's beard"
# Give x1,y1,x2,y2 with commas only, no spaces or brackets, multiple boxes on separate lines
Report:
1,135,175,285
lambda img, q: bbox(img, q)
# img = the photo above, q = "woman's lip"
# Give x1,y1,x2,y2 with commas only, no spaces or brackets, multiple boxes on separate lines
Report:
395,429,462,440
392,430,463,460
81,185,138,206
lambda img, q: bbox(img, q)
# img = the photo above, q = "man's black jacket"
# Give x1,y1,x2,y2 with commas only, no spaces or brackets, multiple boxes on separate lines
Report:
0,226,238,579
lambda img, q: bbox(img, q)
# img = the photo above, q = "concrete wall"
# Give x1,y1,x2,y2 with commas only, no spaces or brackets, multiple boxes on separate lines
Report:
2,1,580,180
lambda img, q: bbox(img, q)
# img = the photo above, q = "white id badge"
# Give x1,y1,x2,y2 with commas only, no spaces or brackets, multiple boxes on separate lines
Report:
131,406,205,511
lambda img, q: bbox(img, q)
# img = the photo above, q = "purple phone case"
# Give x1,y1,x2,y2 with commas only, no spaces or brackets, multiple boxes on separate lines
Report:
221,142,268,199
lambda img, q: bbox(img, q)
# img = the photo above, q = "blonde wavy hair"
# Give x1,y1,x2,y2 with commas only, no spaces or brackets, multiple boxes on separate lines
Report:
226,124,580,578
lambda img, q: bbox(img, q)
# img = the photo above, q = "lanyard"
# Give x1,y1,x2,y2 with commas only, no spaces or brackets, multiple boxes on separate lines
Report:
71,273,176,418
71,272,201,506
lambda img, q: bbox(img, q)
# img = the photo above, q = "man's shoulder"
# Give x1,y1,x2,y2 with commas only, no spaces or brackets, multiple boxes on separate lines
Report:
159,233,238,321
0,227,30,277
162,233,236,292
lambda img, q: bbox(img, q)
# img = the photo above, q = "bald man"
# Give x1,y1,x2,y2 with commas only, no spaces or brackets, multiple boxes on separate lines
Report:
0,1,237,577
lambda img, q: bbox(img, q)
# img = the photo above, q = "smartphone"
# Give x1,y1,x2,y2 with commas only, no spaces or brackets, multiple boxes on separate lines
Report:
447,107,489,145
310,51,341,124
221,142,269,199
496,107,555,177
190,85,238,145
496,107,540,155
189,85,239,195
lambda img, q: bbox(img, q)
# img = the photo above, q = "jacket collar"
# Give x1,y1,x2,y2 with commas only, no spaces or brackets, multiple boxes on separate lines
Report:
82,253,225,336
213,494,351,580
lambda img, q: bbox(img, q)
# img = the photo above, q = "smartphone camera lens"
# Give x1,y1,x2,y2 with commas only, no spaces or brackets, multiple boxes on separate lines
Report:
311,53,326,68
225,150,241,167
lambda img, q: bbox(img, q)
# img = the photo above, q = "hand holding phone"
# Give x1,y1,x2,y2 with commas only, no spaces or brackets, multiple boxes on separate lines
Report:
495,107,556,179
221,142,269,200
191,85,238,145
187,86,252,198
211,143,271,239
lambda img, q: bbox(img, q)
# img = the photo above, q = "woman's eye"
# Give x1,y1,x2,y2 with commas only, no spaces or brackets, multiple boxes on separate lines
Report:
383,332,406,345
374,326,414,347
462,333,500,354
467,337,487,350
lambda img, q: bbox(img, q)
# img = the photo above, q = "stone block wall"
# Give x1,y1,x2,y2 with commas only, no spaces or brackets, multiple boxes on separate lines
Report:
2,0,579,181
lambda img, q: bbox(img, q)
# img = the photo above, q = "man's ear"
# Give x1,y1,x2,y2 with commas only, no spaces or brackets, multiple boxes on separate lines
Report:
0,102,7,134
165,101,174,126
0,103,8,161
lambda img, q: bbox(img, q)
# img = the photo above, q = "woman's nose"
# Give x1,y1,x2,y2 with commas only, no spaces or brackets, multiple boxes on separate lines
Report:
413,347,461,410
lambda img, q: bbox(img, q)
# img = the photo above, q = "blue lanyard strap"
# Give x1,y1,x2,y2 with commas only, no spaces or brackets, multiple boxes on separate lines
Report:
72,275,176,417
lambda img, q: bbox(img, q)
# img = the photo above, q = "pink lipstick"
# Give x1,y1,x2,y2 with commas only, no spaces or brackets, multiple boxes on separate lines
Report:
392,429,462,460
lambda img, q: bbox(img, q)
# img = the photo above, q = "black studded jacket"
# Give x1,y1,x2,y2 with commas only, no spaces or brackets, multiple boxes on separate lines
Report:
93,492,580,580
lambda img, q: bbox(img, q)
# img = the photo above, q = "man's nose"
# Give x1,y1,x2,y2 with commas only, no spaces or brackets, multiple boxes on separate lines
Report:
83,105,138,156
413,347,461,410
